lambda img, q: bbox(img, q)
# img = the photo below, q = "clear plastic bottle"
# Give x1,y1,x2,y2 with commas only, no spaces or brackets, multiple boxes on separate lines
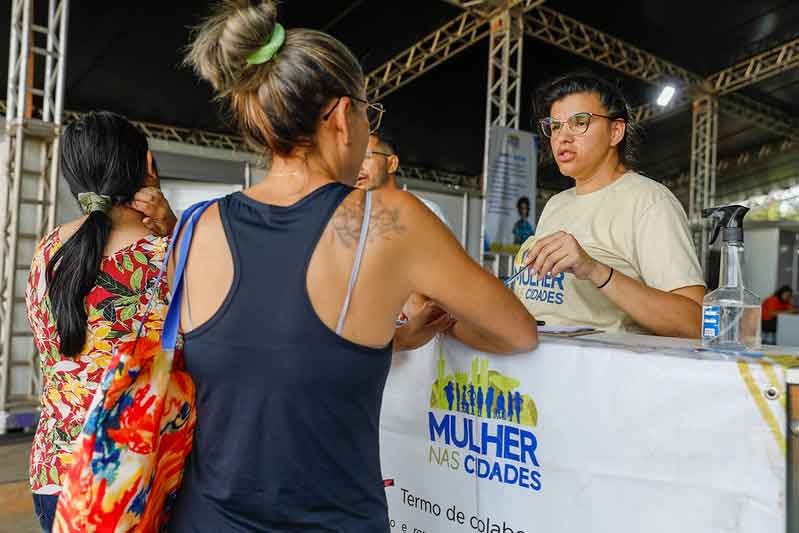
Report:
701,240,761,350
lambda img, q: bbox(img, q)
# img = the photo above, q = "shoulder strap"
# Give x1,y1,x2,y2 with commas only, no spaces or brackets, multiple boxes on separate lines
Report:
133,199,218,351
162,200,219,351
335,191,372,335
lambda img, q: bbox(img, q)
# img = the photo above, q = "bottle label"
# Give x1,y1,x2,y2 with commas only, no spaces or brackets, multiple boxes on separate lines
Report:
702,305,721,339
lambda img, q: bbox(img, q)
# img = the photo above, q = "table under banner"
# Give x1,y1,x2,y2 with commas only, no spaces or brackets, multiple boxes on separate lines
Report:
382,334,794,533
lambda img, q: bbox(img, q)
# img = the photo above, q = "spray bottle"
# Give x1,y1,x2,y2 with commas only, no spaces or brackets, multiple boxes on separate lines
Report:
701,205,760,350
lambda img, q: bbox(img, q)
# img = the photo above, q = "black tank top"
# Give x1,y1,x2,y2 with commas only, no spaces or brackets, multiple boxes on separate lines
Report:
169,183,392,532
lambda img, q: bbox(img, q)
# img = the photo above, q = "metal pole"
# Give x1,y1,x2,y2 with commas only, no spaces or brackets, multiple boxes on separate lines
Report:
479,15,499,267
5,0,22,123
787,368,799,533
461,191,468,249
0,0,32,414
0,0,69,430
511,9,523,130
689,94,718,274
47,1,69,235
480,6,524,270
0,0,24,301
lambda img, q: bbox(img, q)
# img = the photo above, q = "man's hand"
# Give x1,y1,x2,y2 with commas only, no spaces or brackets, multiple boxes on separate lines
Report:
130,187,177,237
394,294,456,352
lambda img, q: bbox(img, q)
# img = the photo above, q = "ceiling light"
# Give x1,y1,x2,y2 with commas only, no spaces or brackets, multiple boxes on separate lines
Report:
657,85,676,107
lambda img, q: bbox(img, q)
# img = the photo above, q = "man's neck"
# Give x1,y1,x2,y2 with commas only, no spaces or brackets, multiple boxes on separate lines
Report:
381,174,400,191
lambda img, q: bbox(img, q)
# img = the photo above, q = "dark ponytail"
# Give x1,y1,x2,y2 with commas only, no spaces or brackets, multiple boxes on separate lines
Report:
46,111,149,356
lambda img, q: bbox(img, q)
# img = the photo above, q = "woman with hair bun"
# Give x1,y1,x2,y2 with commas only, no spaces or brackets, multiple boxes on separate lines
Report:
168,1,539,530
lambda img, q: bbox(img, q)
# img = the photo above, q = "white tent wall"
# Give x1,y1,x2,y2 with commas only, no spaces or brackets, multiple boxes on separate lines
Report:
399,180,484,261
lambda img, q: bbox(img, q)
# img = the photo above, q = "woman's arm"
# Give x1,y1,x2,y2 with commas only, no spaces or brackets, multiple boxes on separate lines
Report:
586,261,703,338
524,230,704,338
395,192,538,354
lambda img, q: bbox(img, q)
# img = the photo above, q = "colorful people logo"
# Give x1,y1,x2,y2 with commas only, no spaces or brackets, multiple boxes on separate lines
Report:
430,353,538,427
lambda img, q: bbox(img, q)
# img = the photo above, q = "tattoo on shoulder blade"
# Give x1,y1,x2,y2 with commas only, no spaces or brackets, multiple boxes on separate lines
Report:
331,195,406,248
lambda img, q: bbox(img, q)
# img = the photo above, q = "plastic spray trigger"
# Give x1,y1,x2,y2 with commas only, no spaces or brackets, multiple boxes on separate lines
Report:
702,207,725,246
702,205,750,245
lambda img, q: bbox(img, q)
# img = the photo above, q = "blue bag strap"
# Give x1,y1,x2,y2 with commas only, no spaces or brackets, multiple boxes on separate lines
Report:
161,200,218,351
133,199,218,352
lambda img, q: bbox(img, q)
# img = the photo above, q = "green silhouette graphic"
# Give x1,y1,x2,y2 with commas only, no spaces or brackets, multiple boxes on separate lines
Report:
430,344,538,427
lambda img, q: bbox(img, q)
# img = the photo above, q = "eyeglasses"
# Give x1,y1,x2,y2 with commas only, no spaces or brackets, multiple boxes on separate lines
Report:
365,150,391,159
538,112,620,138
323,96,385,134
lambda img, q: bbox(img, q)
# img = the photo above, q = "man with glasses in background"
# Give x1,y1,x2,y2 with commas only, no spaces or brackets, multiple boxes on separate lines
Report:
357,126,457,349
357,127,451,230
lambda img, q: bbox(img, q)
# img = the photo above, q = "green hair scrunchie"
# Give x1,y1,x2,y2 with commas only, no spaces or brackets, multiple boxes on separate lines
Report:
78,192,112,215
246,23,286,65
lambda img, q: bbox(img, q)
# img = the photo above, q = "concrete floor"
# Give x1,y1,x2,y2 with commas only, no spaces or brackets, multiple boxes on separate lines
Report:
0,434,40,533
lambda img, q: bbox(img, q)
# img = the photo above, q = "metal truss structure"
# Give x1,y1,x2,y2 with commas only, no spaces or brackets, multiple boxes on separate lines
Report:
396,163,481,191
522,5,799,140
454,2,799,262
709,36,799,96
479,6,526,263
0,0,69,432
485,9,525,131
688,96,719,264
1,100,253,155
362,1,798,267
663,137,799,202
364,0,544,102
524,5,694,85
364,10,490,101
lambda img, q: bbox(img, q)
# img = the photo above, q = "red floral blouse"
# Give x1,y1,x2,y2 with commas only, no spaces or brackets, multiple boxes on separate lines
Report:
25,228,169,494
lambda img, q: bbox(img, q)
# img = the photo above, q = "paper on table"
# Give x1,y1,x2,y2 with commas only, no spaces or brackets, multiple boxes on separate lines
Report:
539,325,594,333
538,325,601,337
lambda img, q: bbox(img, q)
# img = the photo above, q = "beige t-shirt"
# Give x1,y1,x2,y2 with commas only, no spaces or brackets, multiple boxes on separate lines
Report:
513,171,704,333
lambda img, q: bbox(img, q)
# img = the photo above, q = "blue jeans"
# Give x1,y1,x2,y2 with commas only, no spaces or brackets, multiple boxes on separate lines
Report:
32,493,58,533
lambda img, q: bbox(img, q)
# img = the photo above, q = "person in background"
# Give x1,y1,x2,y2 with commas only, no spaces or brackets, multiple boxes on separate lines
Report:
171,1,538,530
513,196,534,245
514,72,705,337
357,126,451,229
25,111,176,532
357,126,456,349
762,285,795,343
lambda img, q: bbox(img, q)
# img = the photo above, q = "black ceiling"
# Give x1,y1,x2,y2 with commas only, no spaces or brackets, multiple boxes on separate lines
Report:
1,0,797,190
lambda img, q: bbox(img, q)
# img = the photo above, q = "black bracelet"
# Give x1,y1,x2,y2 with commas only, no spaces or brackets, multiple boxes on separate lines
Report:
597,267,614,289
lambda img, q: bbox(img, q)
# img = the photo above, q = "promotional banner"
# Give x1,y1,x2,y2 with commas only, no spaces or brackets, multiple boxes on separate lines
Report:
482,127,537,254
381,337,786,533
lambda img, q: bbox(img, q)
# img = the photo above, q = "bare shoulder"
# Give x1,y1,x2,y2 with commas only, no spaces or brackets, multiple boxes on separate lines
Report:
329,189,426,249
185,203,226,250
57,217,87,242
171,203,226,268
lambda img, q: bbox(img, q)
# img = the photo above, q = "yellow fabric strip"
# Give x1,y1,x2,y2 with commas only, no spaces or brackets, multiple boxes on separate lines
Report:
737,360,786,456
759,360,787,410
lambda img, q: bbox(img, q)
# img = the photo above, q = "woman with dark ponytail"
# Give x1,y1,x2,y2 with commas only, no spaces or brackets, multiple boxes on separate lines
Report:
25,111,176,532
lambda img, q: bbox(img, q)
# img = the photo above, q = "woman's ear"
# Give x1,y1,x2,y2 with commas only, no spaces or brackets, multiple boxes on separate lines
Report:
332,96,356,146
610,120,626,148
144,150,160,188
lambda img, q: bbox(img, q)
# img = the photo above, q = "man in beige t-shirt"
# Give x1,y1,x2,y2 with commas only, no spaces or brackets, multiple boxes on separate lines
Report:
513,171,704,333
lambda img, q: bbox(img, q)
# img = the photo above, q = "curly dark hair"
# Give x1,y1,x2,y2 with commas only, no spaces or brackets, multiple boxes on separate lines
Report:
534,71,641,167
